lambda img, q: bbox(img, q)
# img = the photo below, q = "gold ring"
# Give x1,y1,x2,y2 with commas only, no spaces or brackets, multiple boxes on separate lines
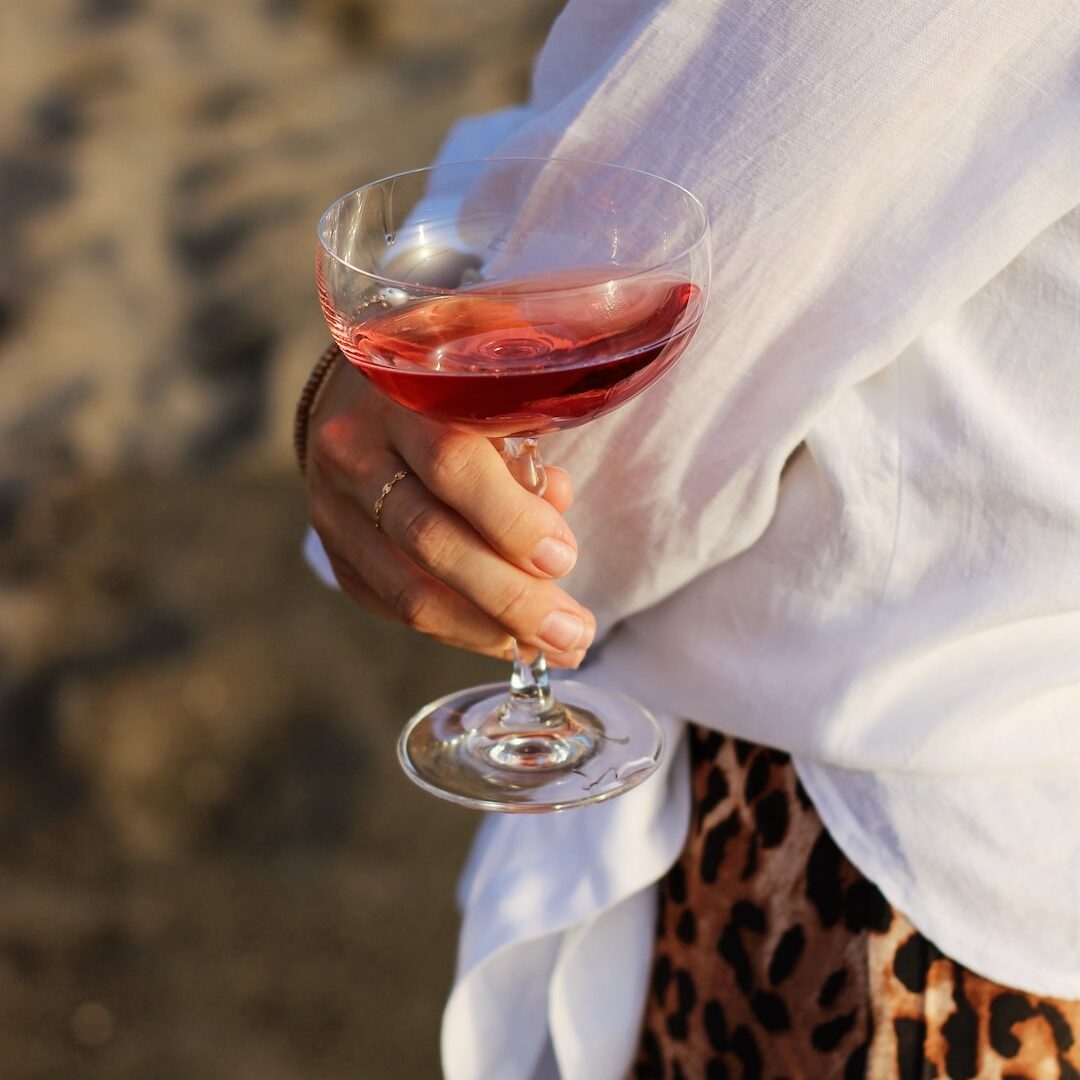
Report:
373,468,411,531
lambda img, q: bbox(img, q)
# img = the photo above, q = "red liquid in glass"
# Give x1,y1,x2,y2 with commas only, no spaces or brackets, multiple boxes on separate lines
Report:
328,269,701,435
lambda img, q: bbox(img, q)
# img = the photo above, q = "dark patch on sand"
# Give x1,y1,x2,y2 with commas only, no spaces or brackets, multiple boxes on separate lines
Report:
77,0,143,29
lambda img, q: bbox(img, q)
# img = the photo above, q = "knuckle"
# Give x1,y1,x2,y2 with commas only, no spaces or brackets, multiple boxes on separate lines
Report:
403,505,457,568
393,581,438,632
332,561,359,589
308,416,347,476
338,572,369,607
489,577,536,631
483,496,524,548
307,500,335,542
426,429,478,490
487,499,532,552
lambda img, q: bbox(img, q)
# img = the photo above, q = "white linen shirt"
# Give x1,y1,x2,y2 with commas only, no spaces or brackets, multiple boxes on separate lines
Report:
307,0,1080,1075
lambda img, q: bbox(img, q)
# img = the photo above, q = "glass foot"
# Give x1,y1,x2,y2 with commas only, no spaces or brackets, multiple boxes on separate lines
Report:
398,681,664,813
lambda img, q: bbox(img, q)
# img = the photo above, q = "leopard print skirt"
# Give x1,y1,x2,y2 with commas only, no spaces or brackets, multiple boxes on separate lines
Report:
631,726,1080,1080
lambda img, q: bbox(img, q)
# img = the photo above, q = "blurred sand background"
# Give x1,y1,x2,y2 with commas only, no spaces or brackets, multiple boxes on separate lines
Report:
0,1,562,1075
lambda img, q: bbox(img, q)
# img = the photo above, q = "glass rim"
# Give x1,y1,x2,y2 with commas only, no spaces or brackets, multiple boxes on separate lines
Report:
315,155,711,299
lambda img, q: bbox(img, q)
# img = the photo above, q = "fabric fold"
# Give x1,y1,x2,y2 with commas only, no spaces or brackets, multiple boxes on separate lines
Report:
442,696,690,1080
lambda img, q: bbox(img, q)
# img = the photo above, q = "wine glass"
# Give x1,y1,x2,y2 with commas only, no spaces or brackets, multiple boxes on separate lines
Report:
316,158,710,812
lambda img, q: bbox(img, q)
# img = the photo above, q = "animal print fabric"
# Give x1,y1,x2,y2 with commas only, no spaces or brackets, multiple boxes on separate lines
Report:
631,726,1080,1079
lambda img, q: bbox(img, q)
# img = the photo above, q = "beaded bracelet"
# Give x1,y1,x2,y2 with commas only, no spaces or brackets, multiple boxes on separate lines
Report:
293,342,343,475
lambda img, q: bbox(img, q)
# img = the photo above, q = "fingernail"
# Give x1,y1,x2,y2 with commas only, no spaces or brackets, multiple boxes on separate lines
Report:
538,611,588,652
531,537,577,577
549,650,586,670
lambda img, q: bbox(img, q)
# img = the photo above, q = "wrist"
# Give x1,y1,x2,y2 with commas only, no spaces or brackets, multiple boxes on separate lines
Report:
293,345,365,474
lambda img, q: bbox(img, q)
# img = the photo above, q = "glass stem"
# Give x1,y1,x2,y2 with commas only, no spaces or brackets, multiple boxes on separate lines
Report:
498,435,560,729
500,435,547,497
505,642,555,723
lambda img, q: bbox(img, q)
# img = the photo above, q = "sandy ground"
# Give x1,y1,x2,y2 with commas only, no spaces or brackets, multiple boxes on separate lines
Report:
0,1,562,1076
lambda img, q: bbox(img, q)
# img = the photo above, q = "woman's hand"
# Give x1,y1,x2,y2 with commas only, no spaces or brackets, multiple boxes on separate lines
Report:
305,362,596,667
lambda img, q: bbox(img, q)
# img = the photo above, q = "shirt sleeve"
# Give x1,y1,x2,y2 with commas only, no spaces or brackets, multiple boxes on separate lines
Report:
468,0,1080,637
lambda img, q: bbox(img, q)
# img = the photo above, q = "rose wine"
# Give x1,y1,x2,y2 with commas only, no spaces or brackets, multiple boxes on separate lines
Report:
325,268,701,435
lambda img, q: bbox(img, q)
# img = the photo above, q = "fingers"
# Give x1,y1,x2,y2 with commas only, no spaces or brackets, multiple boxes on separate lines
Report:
314,492,591,666
324,532,510,655
357,462,595,654
307,383,590,663
390,420,579,580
